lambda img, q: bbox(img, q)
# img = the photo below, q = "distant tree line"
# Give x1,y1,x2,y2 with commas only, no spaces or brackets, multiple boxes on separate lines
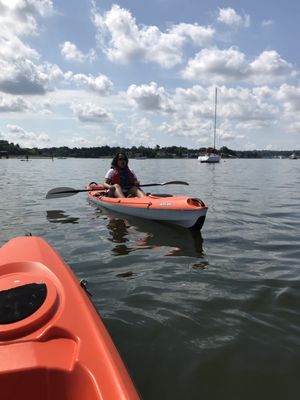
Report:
0,140,298,159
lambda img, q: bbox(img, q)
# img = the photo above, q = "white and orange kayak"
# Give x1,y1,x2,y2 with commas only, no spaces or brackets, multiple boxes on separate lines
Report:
87,183,208,230
0,236,140,400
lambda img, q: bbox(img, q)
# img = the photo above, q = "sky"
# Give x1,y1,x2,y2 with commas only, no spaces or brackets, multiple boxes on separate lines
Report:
1,0,300,150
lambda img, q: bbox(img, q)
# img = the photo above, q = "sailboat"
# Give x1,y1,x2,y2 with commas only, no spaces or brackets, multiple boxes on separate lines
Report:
289,152,298,159
198,88,221,163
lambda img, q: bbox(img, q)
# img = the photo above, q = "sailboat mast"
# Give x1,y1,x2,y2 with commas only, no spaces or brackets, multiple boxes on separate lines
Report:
213,87,217,150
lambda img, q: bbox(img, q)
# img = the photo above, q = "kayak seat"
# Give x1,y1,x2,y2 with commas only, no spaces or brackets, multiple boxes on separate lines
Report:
0,342,101,400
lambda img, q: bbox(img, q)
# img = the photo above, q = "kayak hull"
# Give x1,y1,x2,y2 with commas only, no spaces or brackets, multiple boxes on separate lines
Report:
87,184,208,230
0,237,140,400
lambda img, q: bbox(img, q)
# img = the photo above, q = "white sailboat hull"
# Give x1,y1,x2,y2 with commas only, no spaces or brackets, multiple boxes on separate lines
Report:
198,153,221,163
289,153,298,159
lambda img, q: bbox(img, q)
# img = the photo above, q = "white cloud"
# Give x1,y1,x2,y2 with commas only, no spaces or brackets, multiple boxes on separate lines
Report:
70,136,93,146
0,0,62,95
153,85,282,144
287,121,300,134
0,0,53,36
262,19,274,27
60,41,96,63
95,134,115,146
0,95,30,112
4,124,50,147
219,87,277,122
0,60,63,94
265,144,275,150
71,103,112,123
250,51,296,84
276,84,300,112
169,23,214,45
217,7,250,28
66,72,113,95
274,84,300,134
159,118,210,140
0,31,39,62
92,4,214,68
126,82,175,113
116,115,154,147
243,142,257,150
182,48,296,84
219,130,239,142
182,47,248,82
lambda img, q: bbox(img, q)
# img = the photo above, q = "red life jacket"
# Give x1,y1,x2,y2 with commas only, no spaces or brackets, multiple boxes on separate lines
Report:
110,167,135,188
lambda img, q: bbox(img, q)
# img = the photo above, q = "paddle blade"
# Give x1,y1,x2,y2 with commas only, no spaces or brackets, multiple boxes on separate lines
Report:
46,187,79,199
138,180,189,188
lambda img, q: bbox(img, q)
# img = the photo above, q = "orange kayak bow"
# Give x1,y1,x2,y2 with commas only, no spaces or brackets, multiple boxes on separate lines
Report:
0,236,140,400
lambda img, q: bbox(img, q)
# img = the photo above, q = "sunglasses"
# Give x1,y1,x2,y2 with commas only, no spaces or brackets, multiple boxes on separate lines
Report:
118,157,126,161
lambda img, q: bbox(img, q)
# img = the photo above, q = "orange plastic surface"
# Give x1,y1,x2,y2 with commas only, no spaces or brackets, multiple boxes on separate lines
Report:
0,237,140,400
88,184,208,211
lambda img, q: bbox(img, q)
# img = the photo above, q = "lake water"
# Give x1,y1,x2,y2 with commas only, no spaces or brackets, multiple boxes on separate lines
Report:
1,157,300,399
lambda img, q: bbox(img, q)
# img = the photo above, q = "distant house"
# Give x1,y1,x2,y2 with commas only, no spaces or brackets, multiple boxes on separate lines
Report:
156,151,167,157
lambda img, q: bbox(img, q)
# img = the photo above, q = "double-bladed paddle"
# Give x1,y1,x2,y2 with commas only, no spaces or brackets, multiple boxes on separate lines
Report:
46,181,189,199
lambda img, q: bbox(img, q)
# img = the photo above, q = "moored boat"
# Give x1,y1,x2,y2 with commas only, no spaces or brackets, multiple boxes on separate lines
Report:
289,152,298,159
198,88,221,164
87,183,208,230
198,149,221,163
0,236,140,400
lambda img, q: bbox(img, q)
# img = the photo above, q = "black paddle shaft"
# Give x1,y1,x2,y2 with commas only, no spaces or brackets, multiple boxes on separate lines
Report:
46,181,189,199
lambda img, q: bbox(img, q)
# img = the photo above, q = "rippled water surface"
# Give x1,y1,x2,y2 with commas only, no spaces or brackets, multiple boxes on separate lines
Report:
1,157,300,399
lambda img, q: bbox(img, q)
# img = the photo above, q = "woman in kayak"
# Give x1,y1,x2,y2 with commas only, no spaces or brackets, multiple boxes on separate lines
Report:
104,152,146,198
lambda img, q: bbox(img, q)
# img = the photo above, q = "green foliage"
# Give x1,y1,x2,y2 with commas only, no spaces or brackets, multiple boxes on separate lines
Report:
0,140,298,159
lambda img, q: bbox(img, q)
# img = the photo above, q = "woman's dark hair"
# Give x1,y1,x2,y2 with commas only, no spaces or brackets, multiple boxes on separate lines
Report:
111,152,128,168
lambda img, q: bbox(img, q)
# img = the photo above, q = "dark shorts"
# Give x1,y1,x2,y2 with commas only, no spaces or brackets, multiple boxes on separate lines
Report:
122,188,131,197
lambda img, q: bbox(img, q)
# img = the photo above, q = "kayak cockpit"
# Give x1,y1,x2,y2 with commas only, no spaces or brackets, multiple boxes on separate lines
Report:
0,355,102,400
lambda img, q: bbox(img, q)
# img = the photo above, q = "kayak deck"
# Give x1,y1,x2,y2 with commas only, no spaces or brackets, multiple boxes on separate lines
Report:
0,237,140,400
87,184,208,230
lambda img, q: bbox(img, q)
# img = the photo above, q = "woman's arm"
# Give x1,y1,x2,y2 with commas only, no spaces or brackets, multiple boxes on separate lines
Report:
103,178,112,189
104,169,114,189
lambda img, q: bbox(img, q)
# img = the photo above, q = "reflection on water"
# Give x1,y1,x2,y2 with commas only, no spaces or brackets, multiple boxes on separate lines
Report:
115,271,135,278
105,212,207,263
107,218,129,244
46,209,80,224
106,218,132,256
